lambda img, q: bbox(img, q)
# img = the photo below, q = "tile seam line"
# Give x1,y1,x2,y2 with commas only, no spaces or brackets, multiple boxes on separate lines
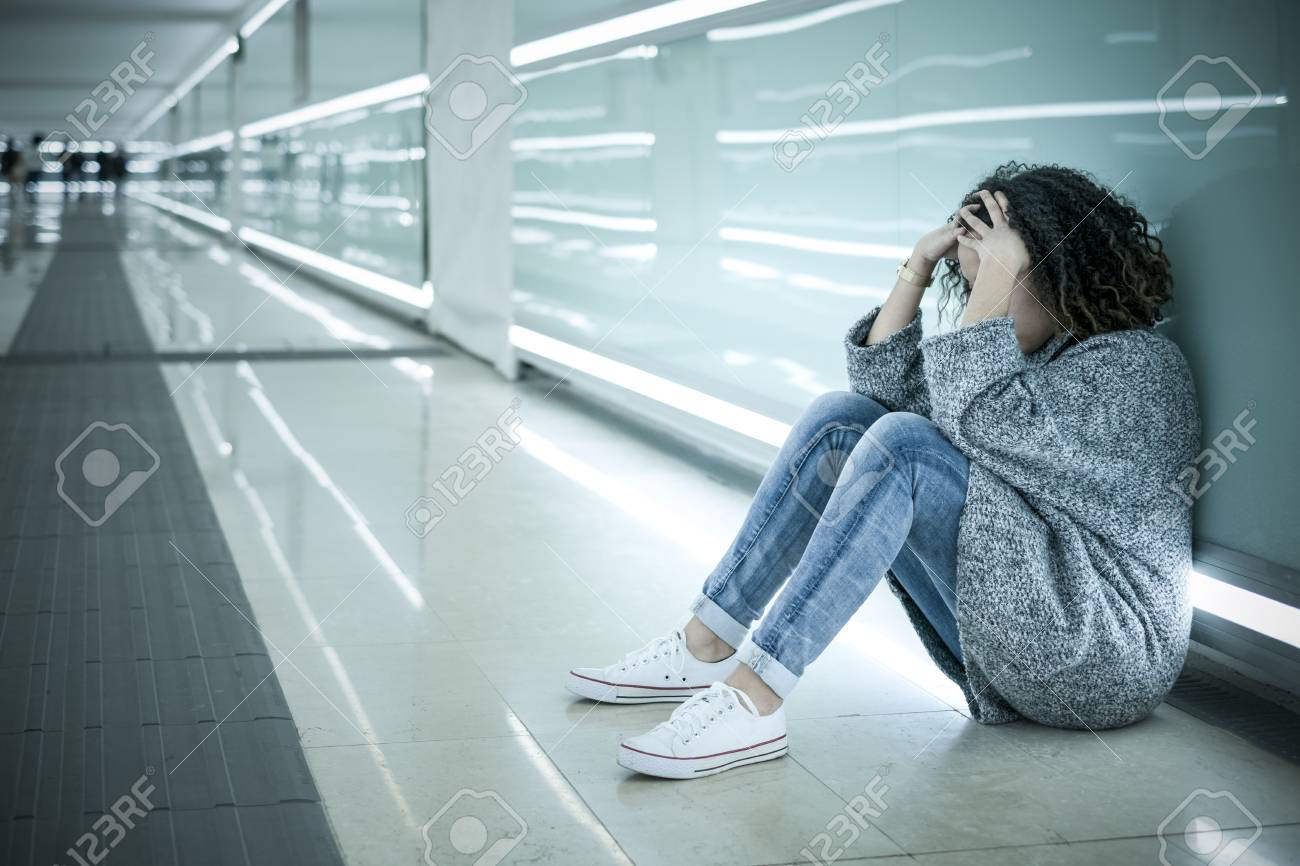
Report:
459,648,640,866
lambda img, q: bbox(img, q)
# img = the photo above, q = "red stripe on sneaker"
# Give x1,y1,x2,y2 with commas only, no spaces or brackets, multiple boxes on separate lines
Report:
620,734,787,761
569,671,712,691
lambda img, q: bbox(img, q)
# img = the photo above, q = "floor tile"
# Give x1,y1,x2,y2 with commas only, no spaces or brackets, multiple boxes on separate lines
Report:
242,574,456,649
547,726,905,866
273,643,527,747
305,737,633,866
791,708,1300,854
985,703,1300,841
461,633,683,744
906,822,1300,866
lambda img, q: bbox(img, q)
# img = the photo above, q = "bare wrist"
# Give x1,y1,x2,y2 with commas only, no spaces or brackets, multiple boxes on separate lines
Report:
909,251,939,275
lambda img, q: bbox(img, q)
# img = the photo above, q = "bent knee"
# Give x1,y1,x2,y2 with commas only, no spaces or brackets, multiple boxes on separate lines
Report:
867,411,946,451
801,390,887,428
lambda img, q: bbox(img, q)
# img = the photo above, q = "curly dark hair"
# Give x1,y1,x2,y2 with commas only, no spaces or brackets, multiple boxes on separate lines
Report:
938,162,1173,338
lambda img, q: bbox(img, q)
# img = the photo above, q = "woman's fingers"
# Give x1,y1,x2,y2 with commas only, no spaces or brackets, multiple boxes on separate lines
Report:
977,189,1005,225
937,223,960,258
958,204,992,237
994,190,1011,217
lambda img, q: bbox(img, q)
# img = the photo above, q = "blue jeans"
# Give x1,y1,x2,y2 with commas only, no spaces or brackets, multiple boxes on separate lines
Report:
691,391,969,697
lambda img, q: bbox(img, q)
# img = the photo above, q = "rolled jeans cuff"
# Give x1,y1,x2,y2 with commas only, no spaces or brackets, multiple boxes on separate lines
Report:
689,593,749,649
738,638,801,699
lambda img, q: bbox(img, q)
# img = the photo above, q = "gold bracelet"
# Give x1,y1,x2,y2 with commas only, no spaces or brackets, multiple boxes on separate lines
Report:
896,257,933,288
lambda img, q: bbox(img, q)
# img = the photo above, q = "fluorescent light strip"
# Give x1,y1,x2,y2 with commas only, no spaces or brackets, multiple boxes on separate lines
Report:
510,325,790,446
516,44,657,83
171,130,234,158
239,73,430,138
240,0,294,38
512,132,655,152
720,255,780,279
721,225,911,259
237,226,432,309
707,0,900,41
511,0,769,67
1191,570,1300,650
512,205,656,233
235,262,391,349
717,95,1284,143
177,37,239,100
127,188,233,233
134,38,238,137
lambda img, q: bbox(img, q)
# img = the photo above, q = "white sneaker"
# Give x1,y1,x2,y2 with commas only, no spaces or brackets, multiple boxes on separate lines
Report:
567,629,738,704
617,682,788,779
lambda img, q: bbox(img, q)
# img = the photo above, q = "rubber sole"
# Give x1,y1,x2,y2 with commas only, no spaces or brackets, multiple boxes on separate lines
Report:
617,735,789,779
566,670,709,704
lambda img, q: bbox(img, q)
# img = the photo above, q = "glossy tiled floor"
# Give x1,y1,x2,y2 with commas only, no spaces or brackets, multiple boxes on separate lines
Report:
7,190,1300,866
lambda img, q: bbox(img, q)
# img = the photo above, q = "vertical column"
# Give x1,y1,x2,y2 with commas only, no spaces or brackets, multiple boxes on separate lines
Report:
293,0,310,106
1283,1,1299,166
167,103,181,146
167,104,181,184
423,0,517,377
229,38,245,234
192,85,202,140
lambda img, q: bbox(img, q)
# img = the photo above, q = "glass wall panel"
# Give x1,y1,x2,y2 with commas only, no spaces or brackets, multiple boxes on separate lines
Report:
889,1,1292,568
244,4,296,122
511,48,658,375
169,147,232,216
513,1,902,417
150,89,232,218
513,0,1297,568
241,98,425,289
196,58,231,138
309,0,422,102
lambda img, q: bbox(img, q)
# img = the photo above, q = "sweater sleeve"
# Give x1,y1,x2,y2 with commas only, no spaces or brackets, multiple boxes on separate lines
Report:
844,306,931,417
920,318,1201,522
920,316,1031,446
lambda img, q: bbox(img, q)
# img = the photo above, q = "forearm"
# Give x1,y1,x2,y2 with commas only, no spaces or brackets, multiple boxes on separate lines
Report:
867,254,937,344
960,267,1015,326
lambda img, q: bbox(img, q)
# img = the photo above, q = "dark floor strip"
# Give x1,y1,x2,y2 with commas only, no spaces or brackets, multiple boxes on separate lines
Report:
11,244,219,253
1168,668,1300,765
0,199,346,866
2,345,447,365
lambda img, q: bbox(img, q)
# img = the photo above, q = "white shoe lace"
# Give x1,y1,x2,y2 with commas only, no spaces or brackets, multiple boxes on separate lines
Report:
664,682,754,743
618,630,687,677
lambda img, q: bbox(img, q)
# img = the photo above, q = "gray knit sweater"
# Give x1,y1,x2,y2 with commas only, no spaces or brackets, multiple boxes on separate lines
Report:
845,307,1200,729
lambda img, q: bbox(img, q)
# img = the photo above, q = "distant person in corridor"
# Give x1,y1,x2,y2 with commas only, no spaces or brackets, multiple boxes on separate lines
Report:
566,162,1200,779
